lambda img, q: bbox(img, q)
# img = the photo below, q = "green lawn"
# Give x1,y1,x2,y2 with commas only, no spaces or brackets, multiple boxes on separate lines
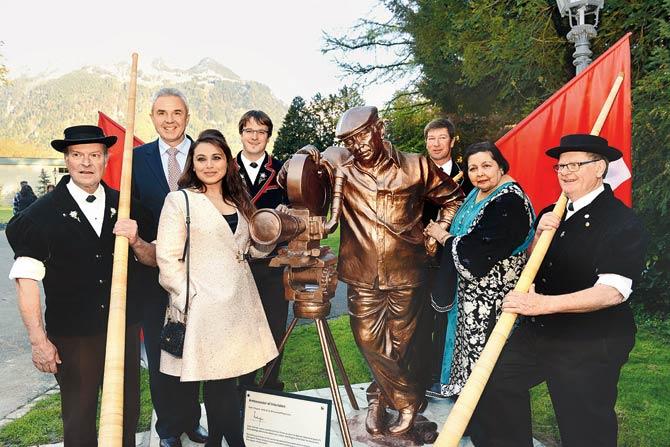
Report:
0,207,13,225
1,317,668,447
322,225,340,256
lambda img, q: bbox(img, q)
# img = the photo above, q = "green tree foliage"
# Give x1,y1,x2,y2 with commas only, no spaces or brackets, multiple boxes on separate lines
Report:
274,87,365,160
382,93,439,153
309,86,365,150
273,97,316,161
37,169,51,196
326,0,670,314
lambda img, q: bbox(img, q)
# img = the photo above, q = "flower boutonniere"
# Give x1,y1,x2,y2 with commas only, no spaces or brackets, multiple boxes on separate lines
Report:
258,172,268,184
63,211,81,222
110,208,117,219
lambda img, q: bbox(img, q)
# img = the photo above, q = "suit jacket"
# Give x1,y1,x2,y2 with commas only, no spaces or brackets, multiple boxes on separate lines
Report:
423,158,472,227
235,152,288,259
5,176,151,336
234,152,288,210
132,139,172,236
132,138,194,303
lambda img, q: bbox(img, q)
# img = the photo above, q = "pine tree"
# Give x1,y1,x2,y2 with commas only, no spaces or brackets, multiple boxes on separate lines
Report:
273,97,317,161
37,168,51,196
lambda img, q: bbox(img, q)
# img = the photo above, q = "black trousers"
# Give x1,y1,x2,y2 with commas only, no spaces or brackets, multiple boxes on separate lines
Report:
203,377,245,447
51,324,140,447
142,285,201,438
472,320,635,447
239,259,288,389
413,266,448,389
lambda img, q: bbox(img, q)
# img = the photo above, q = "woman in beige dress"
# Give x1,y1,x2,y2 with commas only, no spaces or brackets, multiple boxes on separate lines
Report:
157,130,278,447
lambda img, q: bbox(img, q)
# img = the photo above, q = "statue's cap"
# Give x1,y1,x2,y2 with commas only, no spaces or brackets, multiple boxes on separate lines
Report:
335,106,379,140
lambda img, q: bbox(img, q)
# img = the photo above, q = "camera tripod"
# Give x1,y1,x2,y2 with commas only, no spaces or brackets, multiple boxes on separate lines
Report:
258,246,359,447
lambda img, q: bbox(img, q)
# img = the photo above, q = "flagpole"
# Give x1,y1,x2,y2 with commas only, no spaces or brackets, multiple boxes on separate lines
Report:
433,72,625,447
98,53,139,445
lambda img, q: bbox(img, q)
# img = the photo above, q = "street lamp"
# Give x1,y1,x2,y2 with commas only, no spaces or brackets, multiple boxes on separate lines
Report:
556,0,604,74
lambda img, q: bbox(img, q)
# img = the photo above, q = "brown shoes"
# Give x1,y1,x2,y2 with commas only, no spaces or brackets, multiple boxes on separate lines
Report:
388,408,417,435
365,400,387,435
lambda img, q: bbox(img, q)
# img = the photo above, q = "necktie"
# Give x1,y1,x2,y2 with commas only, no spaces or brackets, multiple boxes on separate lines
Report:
249,162,258,169
167,147,181,191
86,195,96,203
567,202,574,211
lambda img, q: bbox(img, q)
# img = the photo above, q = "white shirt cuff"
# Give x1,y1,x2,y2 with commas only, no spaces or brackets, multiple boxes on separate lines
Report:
596,273,633,301
9,257,46,281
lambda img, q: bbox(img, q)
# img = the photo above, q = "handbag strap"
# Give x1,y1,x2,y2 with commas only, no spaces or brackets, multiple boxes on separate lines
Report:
179,189,191,320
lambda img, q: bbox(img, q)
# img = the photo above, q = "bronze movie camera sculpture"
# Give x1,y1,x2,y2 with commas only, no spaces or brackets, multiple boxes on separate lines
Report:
250,106,463,445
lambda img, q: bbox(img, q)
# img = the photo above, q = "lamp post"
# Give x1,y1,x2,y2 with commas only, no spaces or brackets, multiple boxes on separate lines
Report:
556,0,604,74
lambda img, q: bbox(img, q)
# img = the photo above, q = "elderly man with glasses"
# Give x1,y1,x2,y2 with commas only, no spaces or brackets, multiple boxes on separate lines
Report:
472,134,647,447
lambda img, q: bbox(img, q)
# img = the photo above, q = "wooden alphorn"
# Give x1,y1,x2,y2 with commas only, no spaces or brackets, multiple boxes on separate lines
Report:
434,72,625,446
98,53,139,446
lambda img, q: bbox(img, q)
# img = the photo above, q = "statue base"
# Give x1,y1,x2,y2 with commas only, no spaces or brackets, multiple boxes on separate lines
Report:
348,411,439,446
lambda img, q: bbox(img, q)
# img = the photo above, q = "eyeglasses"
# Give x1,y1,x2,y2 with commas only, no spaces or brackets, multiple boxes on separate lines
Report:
242,128,269,137
552,159,600,173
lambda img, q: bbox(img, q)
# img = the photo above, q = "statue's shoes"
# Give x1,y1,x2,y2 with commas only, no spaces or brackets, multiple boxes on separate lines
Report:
388,408,416,436
365,401,386,435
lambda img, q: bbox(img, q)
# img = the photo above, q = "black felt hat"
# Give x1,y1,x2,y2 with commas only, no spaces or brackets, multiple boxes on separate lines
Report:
546,134,622,161
50,125,117,153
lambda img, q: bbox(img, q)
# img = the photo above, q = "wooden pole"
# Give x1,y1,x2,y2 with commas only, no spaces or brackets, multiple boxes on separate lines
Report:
98,53,139,445
434,72,625,447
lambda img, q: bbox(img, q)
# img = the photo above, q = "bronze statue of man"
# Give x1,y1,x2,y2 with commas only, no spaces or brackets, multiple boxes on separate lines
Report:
280,106,464,436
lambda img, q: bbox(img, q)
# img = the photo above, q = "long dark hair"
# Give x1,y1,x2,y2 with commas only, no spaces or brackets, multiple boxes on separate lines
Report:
178,130,256,221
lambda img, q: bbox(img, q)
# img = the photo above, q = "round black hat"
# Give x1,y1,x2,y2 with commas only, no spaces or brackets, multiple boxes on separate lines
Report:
51,125,117,153
546,134,622,161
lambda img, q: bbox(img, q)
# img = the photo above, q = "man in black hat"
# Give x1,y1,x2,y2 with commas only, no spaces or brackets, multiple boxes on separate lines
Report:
6,125,157,446
280,106,464,436
472,134,646,447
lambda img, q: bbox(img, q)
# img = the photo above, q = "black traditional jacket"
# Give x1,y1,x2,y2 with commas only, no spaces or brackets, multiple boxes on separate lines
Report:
534,185,646,338
6,176,153,336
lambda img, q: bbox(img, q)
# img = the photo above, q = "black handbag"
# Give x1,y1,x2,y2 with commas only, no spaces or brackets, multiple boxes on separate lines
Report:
160,190,191,358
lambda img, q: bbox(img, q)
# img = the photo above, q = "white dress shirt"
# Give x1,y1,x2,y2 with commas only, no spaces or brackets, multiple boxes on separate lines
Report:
565,184,633,300
438,159,453,175
239,152,264,184
158,137,190,180
9,180,106,281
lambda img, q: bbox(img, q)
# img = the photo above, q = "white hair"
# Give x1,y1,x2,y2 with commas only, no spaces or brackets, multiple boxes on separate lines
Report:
151,88,189,114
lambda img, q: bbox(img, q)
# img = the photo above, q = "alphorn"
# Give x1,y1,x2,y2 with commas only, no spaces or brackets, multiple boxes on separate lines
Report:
98,53,139,445
434,72,625,447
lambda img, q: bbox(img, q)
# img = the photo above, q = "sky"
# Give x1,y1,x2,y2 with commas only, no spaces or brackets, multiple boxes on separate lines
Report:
1,0,408,107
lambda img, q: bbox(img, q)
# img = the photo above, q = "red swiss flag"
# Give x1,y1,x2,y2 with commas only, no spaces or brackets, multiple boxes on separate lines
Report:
496,33,632,211
98,111,144,190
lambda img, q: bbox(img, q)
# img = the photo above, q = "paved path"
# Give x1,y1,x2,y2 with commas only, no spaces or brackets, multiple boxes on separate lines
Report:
0,231,57,420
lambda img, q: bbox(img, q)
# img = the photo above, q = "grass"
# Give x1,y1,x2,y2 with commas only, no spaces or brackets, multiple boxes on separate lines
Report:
322,225,340,256
0,317,371,447
529,317,670,447
1,317,668,447
0,207,13,225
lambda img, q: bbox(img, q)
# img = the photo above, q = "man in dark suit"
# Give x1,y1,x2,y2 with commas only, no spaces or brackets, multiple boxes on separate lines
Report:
420,118,473,395
235,110,289,391
132,88,207,447
6,125,156,446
